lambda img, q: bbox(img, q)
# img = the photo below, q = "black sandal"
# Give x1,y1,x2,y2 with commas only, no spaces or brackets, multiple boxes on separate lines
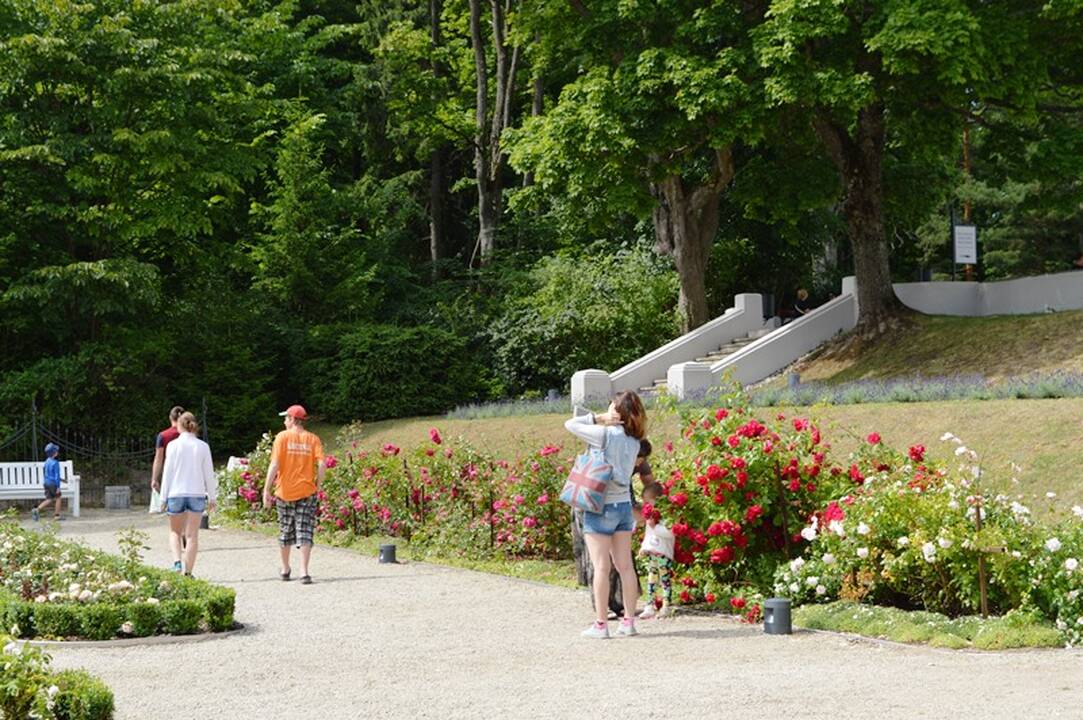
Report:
300,575,312,585
280,570,291,581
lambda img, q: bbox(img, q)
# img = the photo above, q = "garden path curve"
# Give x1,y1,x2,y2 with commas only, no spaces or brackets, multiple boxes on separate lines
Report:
38,511,1083,719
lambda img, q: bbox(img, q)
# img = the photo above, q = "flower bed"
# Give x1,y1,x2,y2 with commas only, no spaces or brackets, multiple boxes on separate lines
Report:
2,636,114,719
220,431,572,560
222,396,1083,645
0,521,235,641
773,433,1083,645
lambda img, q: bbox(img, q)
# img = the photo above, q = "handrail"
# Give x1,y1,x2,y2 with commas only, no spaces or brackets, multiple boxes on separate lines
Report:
710,293,857,386
571,293,768,404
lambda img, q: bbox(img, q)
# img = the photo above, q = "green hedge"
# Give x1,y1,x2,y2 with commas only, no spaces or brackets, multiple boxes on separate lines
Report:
0,585,236,641
299,322,488,421
1,521,238,642
1,636,114,719
52,669,116,720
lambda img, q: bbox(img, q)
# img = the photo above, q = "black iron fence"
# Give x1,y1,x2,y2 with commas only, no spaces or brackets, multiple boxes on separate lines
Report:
0,402,208,510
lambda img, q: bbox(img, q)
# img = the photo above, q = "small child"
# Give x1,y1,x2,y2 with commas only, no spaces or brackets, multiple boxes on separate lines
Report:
32,443,63,522
637,483,674,618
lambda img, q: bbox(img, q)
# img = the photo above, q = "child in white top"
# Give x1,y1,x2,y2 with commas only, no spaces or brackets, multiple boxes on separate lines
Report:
638,483,674,618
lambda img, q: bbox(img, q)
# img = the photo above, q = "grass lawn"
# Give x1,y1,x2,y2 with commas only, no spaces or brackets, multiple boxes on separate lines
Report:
793,311,1083,383
318,398,1083,507
794,601,1064,650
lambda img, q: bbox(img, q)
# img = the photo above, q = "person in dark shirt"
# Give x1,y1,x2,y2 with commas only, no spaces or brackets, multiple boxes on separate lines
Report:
152,406,185,494
152,406,186,568
794,288,811,317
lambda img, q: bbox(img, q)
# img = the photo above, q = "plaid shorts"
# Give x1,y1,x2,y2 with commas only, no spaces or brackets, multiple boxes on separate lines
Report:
276,494,318,547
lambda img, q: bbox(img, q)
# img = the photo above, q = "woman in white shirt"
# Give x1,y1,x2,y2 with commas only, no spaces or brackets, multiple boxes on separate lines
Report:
160,412,217,576
564,390,647,639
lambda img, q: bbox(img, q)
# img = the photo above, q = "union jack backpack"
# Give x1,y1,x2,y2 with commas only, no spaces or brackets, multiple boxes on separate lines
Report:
560,446,612,513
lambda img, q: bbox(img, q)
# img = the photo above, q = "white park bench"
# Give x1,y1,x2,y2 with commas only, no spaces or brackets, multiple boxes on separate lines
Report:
0,461,81,517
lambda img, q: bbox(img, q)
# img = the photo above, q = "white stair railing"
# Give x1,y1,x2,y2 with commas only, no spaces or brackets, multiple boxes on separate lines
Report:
570,293,771,405
666,277,858,397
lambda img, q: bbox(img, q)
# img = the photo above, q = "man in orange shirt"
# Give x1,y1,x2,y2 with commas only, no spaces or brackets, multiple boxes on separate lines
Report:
262,405,325,584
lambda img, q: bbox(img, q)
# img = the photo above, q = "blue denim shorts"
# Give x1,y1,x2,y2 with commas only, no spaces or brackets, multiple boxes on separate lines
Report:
166,495,207,516
582,501,634,536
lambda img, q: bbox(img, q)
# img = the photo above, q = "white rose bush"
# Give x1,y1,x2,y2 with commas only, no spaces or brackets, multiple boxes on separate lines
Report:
774,434,1083,646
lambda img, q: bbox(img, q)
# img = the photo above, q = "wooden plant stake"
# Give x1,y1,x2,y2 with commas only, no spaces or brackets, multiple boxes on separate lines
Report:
974,493,989,618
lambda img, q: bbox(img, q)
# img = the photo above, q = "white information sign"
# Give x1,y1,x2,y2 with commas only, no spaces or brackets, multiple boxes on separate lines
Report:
953,225,977,264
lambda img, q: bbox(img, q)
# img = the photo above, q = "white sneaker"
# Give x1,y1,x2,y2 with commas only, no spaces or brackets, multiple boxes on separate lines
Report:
615,619,638,637
657,604,673,619
581,622,609,639
639,603,657,619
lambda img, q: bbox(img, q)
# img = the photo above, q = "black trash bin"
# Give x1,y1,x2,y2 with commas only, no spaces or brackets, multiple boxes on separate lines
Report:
378,544,397,564
764,597,792,635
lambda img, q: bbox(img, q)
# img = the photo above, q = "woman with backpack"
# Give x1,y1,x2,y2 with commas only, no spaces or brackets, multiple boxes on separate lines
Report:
564,390,648,639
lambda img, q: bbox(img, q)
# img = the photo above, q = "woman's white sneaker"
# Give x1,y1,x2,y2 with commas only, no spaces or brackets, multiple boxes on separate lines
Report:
581,622,609,639
639,603,657,619
615,619,638,637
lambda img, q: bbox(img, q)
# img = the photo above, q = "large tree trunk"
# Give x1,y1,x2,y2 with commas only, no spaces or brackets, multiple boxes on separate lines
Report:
469,0,516,265
469,0,495,264
429,0,446,276
429,147,446,273
651,147,735,333
814,103,903,333
523,73,542,188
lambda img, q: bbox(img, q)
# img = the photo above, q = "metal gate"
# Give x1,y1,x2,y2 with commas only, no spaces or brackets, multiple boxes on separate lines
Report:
0,402,207,510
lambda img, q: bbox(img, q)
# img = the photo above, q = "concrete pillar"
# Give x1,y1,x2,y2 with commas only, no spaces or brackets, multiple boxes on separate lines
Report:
570,369,612,407
666,362,713,401
841,276,858,326
733,293,763,320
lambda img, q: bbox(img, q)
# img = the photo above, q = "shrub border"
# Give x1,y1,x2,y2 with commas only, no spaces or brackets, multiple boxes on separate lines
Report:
1,524,237,642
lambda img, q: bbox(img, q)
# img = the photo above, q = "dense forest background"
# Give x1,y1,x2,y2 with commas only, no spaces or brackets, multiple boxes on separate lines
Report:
1,0,1080,451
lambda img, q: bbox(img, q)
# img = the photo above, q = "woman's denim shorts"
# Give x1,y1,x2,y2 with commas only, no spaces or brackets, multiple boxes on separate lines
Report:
166,495,207,516
582,501,634,536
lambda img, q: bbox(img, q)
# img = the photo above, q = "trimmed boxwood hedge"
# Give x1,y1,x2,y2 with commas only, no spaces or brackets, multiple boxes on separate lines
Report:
1,520,237,641
0,582,237,641
52,669,116,720
1,636,115,720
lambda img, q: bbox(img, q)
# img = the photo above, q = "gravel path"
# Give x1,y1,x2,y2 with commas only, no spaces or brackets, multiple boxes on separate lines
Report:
31,511,1083,719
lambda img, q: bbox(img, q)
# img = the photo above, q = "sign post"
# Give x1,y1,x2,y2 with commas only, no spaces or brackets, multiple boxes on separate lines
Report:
953,224,978,278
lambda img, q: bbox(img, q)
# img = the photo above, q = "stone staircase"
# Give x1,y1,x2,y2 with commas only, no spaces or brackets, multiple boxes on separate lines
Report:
638,328,772,395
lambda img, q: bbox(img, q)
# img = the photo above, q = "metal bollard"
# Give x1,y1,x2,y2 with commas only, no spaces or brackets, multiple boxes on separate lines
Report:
378,544,397,564
763,597,792,635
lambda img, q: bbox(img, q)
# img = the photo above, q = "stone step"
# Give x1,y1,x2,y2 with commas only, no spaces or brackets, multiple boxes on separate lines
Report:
639,328,777,394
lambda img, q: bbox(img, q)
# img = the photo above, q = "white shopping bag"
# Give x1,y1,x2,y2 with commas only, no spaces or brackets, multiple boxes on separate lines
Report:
149,488,163,514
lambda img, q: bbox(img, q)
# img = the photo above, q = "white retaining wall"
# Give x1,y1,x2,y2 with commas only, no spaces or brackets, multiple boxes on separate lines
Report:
895,271,1083,316
571,270,1082,406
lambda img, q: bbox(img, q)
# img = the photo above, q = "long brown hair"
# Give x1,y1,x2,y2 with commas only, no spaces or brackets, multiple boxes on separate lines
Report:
177,411,199,435
612,390,647,440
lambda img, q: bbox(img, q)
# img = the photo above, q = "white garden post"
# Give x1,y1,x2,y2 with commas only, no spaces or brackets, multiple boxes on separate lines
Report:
570,369,612,407
666,362,713,401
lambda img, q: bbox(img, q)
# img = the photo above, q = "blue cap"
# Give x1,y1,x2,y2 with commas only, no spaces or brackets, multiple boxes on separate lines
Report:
44,443,59,457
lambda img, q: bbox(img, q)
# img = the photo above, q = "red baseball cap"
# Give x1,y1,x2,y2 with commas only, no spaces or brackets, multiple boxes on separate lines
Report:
278,405,308,420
